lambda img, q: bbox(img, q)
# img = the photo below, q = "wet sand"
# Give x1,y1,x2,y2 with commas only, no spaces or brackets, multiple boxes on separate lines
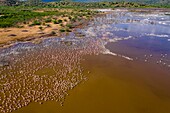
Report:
12,54,170,113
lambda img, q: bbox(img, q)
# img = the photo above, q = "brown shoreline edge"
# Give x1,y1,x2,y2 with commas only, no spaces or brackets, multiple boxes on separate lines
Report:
0,8,169,49
0,11,108,49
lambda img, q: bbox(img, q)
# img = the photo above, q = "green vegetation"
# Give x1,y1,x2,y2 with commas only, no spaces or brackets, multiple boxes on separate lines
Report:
53,20,58,24
39,26,43,30
59,28,66,32
45,18,52,23
0,0,169,28
60,23,64,27
51,31,56,35
45,1,149,9
0,5,98,28
150,4,170,8
58,19,63,23
33,20,41,25
66,28,71,32
0,6,58,27
46,24,51,27
66,24,73,29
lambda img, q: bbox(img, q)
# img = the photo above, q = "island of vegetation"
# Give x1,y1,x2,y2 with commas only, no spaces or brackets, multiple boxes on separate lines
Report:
0,0,169,47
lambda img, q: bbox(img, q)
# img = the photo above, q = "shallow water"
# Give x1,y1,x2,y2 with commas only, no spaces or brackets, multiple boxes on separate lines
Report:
85,9,170,68
11,55,170,113
0,9,170,113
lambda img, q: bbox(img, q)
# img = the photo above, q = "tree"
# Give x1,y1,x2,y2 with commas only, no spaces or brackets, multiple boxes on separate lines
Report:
160,0,169,4
28,0,41,6
4,0,18,6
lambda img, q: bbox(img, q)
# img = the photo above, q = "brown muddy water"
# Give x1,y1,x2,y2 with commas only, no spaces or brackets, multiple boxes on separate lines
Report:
1,8,170,113
13,54,170,113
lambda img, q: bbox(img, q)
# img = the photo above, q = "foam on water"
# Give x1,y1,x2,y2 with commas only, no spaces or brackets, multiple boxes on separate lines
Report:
102,49,117,56
96,9,113,12
145,33,169,38
102,48,133,61
121,55,133,61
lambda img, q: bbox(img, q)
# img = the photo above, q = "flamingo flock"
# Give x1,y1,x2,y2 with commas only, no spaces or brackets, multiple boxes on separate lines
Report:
0,9,170,113
0,37,104,113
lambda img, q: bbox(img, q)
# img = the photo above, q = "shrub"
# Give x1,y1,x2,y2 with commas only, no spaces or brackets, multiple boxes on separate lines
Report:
29,24,34,27
39,26,43,30
16,25,24,28
46,24,51,27
58,19,63,23
33,20,41,25
59,29,65,32
23,21,27,24
71,18,76,22
68,16,72,19
53,20,57,24
51,31,56,35
45,18,52,23
66,24,73,28
60,23,64,27
66,28,71,32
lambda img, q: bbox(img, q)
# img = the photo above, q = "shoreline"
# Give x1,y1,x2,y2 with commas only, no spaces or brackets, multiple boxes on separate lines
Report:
0,7,102,49
0,12,106,49
1,6,170,113
0,7,169,49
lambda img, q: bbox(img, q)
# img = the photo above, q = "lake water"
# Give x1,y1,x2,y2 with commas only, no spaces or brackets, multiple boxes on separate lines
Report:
0,8,170,113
